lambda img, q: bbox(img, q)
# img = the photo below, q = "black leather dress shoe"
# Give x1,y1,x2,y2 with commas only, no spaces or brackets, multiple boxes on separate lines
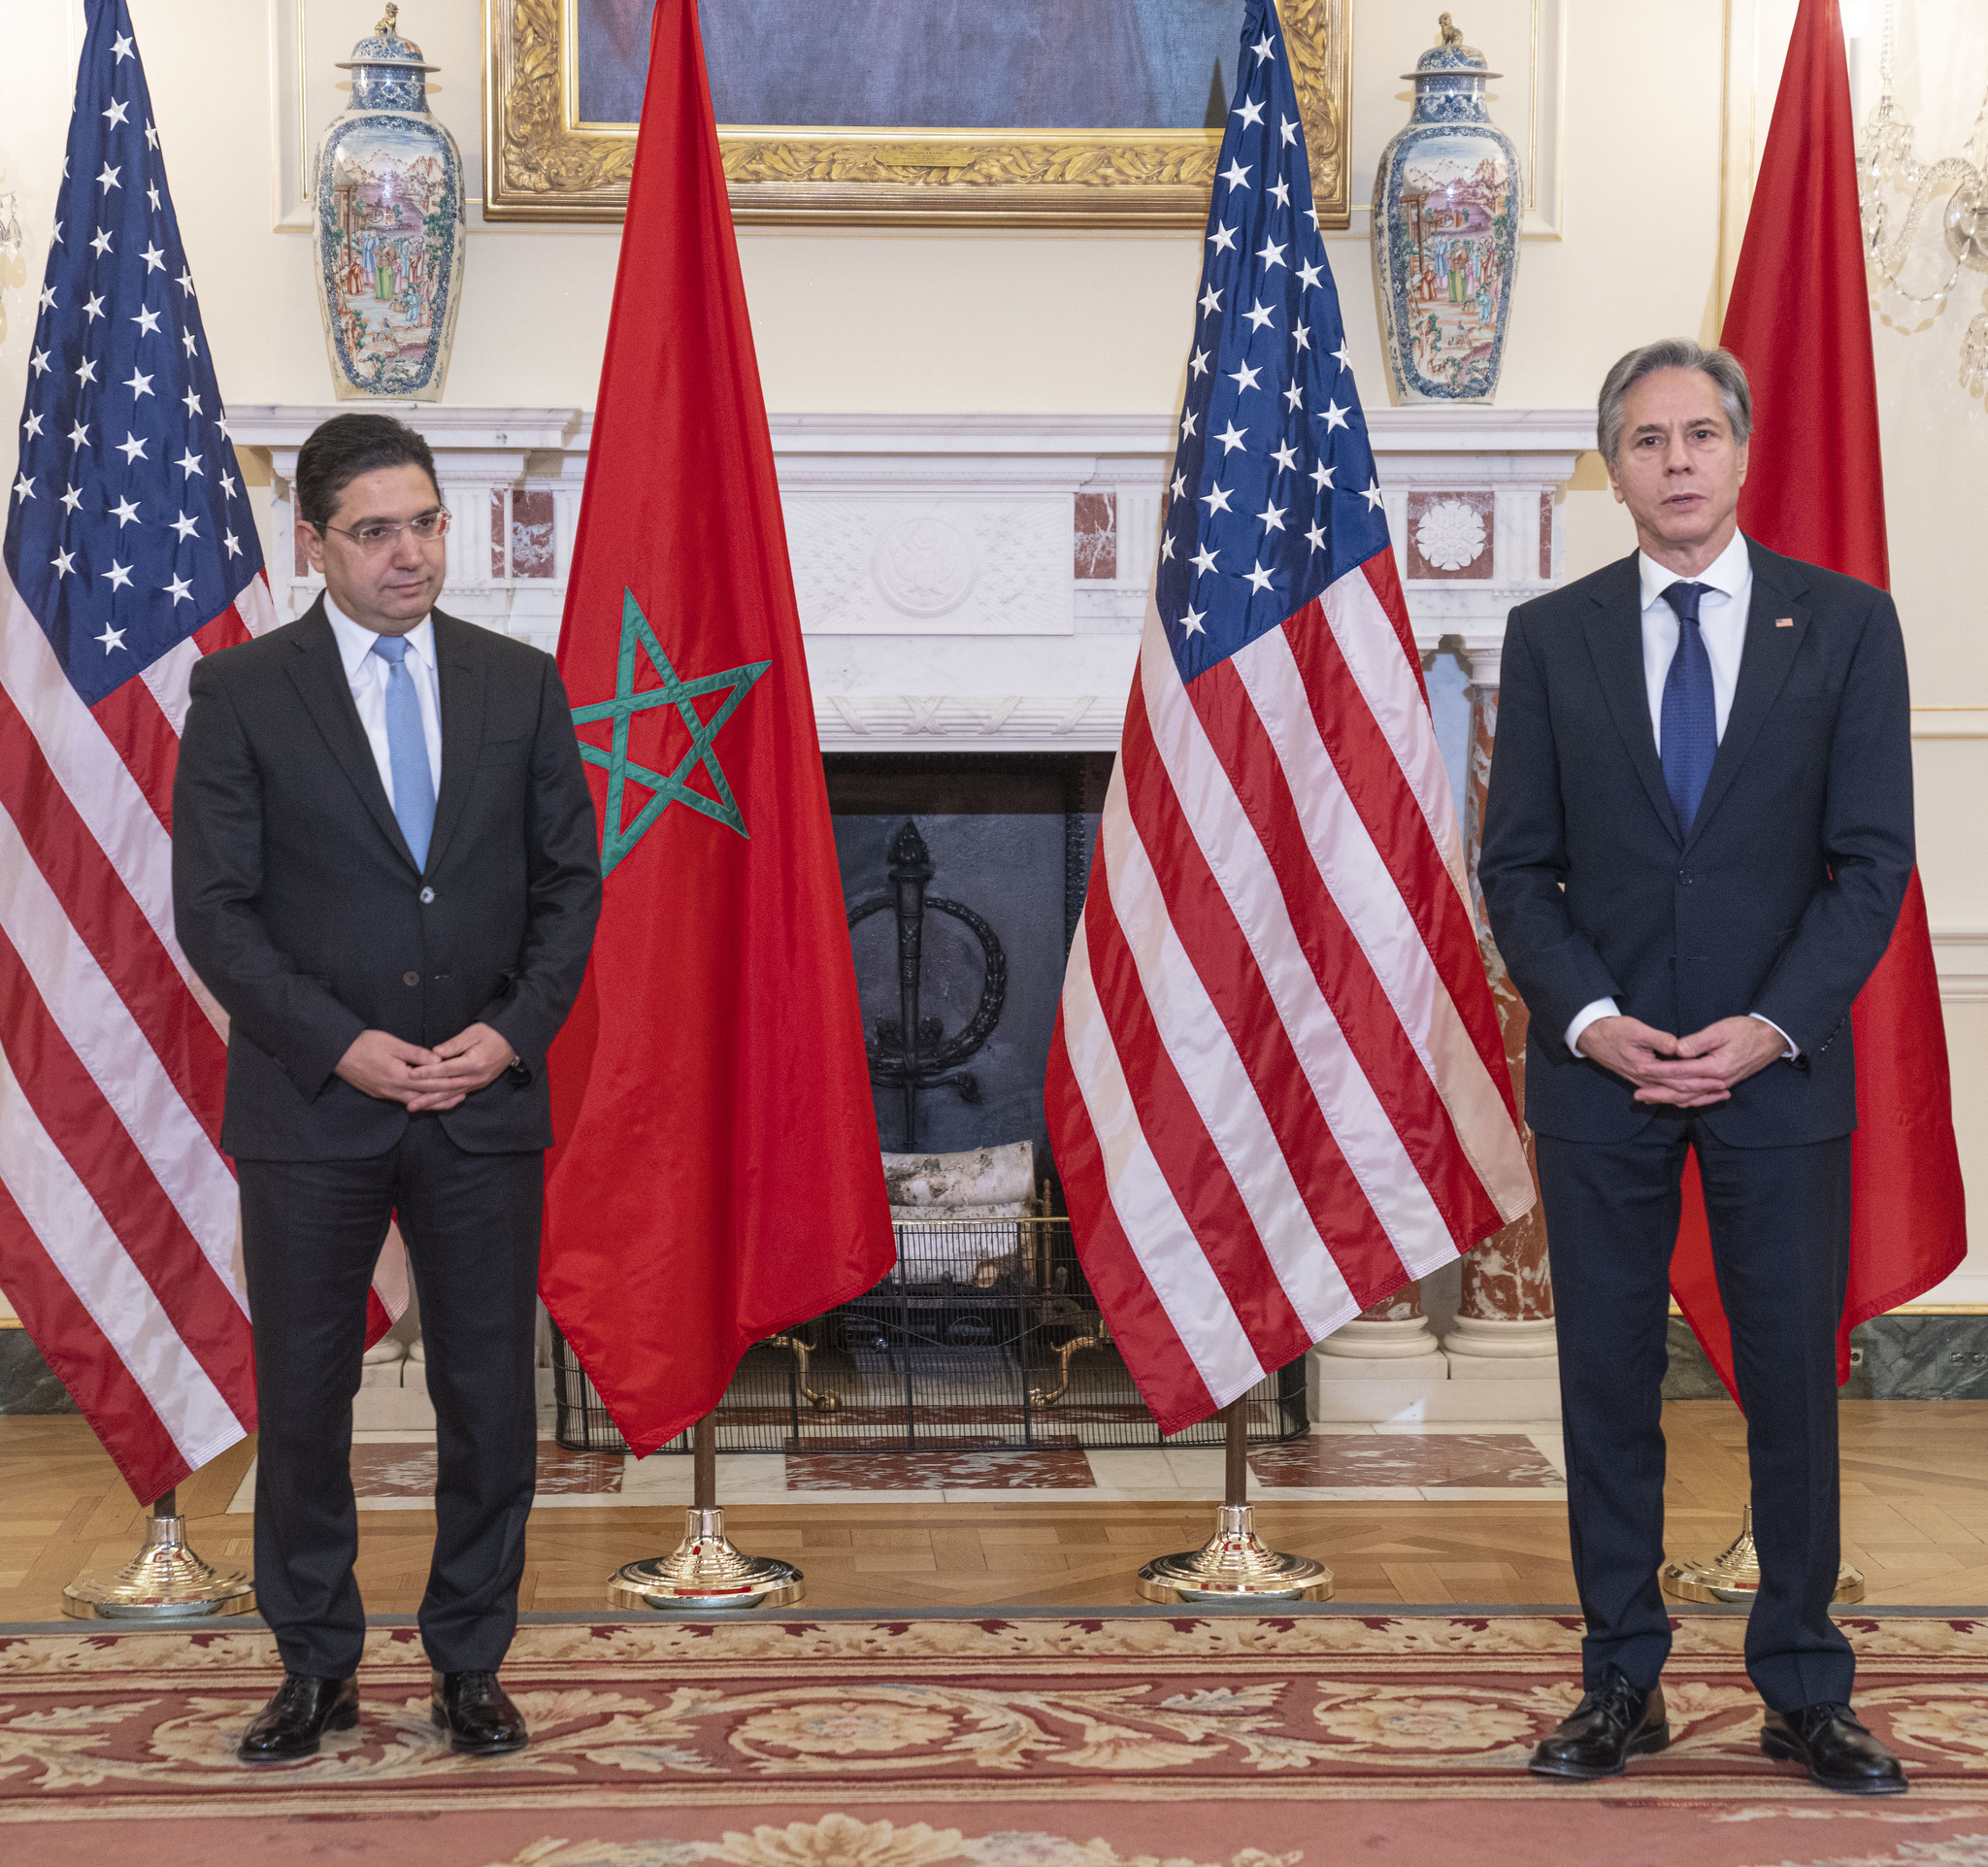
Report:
430,1670,529,1756
1529,1672,1668,1780
237,1674,359,1764
1762,1702,1907,1795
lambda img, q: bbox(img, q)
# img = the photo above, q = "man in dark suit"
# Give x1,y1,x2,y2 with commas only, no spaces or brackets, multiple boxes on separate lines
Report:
173,414,600,1763
1479,340,1913,1795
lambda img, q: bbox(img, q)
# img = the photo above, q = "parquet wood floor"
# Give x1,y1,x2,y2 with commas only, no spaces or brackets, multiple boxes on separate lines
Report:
5,1401,1986,1620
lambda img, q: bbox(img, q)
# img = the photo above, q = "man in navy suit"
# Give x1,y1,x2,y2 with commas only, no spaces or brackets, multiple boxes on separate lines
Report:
1480,340,1913,1795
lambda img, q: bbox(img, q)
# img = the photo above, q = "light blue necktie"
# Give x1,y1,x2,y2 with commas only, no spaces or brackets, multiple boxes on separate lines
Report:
1659,581,1716,836
370,633,436,868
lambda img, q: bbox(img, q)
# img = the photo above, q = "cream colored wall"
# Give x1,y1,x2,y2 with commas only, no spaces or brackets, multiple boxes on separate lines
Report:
0,0,1978,1325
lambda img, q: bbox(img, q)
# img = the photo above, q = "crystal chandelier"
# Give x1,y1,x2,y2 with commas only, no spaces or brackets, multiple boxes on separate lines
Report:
0,181,25,348
1857,0,1988,398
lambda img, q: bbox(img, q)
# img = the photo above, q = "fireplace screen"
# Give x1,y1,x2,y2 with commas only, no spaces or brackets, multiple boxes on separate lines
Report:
551,1217,1307,1454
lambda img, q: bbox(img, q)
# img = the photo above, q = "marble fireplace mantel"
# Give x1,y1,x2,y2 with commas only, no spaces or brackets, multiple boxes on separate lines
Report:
227,405,1597,752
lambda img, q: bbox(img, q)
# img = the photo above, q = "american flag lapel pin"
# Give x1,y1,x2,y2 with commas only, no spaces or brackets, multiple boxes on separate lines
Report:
1775,617,1795,628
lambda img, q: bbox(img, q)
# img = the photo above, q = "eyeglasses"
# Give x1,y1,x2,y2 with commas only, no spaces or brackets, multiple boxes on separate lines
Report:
320,508,451,553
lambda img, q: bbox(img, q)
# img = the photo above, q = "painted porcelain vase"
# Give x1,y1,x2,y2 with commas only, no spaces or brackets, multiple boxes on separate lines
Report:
315,6,465,402
1372,16,1521,405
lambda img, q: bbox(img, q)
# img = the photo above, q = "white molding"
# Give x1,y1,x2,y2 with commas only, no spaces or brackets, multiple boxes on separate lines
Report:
245,406,1598,460
1935,930,1988,1004
1913,711,1988,740
749,409,1598,458
1523,0,1569,238
228,402,1594,746
232,405,583,470
229,405,1988,773
1900,1268,1988,1313
267,0,315,231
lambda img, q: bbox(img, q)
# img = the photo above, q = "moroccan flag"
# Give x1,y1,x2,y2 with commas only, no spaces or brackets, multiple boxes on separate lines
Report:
1670,0,1968,1398
539,0,895,1452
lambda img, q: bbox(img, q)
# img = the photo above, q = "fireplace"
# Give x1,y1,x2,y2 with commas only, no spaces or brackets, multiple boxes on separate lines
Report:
229,403,1598,1441
552,751,1309,1454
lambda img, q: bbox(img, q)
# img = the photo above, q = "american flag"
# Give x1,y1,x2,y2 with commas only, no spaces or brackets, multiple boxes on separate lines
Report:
0,0,400,1504
1044,0,1536,1434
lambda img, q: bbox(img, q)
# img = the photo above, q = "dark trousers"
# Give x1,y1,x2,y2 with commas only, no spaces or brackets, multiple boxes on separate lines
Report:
1537,1118,1854,1713
238,1119,543,1679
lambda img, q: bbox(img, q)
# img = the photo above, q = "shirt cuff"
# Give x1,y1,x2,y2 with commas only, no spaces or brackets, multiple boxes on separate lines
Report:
1566,998,1620,1058
1749,1013,1800,1060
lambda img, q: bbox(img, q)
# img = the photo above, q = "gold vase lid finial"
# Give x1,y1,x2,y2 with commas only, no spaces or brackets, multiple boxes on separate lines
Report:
1408,11,1493,77
378,3,399,36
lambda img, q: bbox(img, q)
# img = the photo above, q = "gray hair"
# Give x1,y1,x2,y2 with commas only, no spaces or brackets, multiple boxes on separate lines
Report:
1597,339,1753,463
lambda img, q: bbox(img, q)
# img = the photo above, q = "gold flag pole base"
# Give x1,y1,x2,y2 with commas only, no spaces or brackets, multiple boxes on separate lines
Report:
1135,1501,1335,1603
607,1414,804,1613
61,1488,256,1621
1660,1504,1866,1606
609,1505,806,1613
1134,1399,1333,1605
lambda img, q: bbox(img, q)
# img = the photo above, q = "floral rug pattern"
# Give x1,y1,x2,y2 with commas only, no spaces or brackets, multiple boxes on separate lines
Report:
481,1815,1988,1867
7,1615,1988,1865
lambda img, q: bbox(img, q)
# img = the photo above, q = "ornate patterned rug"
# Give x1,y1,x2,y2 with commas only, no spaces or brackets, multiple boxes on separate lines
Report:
6,1614,1988,1865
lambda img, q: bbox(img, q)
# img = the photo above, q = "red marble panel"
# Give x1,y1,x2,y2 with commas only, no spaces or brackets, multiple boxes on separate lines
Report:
1074,490,1116,581
1360,1282,1423,1321
1248,1433,1559,1489
1538,489,1554,582
348,1440,623,1500
786,1449,1096,1490
513,488,556,579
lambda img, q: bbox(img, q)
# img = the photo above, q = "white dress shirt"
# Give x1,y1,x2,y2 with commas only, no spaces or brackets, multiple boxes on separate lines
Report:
324,596,443,813
1636,527,1752,751
1564,531,1794,1061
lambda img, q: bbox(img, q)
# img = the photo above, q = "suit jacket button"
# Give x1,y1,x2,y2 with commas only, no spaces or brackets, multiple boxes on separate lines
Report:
403,970,420,987
419,886,435,904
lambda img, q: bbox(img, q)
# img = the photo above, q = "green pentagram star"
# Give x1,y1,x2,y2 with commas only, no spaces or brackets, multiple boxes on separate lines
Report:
569,588,772,877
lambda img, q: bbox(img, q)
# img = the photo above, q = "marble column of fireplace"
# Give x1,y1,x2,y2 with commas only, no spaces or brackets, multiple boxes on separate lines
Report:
1441,641,1560,1395
1311,641,1562,1421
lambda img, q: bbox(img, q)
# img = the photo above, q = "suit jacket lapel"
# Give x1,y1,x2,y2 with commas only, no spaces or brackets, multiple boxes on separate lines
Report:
282,597,417,868
1582,554,1681,843
424,610,485,878
1684,539,1810,848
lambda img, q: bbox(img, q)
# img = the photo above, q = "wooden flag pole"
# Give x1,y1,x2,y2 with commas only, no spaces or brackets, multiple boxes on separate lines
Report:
609,1411,804,1612
1224,1399,1249,1508
693,1412,717,1512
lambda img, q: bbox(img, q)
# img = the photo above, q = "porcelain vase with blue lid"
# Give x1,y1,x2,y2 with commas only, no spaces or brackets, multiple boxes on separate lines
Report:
315,4,466,402
1372,15,1521,405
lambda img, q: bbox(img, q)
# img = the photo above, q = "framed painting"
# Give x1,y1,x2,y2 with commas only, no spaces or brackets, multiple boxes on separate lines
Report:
483,0,1352,226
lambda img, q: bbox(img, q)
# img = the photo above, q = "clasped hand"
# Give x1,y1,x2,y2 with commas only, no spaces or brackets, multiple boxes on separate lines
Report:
334,1022,515,1112
1577,1014,1787,1108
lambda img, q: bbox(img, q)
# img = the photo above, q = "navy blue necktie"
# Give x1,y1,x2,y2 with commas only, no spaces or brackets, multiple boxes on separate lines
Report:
370,633,437,868
1659,581,1716,835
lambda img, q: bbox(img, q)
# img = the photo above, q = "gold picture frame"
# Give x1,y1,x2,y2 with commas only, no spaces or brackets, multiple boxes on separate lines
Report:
483,0,1352,227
